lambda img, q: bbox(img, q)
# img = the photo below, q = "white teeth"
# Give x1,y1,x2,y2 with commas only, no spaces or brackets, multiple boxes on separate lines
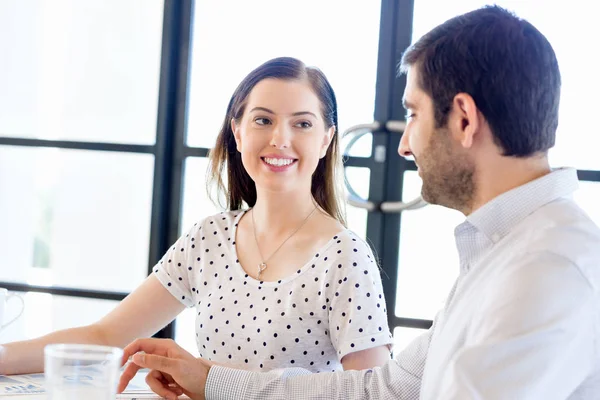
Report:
264,158,294,167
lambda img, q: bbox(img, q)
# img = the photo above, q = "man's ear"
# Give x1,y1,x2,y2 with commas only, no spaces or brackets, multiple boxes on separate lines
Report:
319,126,335,158
449,93,480,149
231,119,242,152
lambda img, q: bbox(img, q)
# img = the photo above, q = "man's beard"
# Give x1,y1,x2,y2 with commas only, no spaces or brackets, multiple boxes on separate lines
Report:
418,127,476,214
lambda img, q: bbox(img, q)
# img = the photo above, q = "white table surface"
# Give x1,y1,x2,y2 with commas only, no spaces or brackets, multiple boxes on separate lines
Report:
1,371,165,399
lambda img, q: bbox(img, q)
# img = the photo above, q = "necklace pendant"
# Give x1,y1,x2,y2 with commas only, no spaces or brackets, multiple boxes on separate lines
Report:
257,262,267,278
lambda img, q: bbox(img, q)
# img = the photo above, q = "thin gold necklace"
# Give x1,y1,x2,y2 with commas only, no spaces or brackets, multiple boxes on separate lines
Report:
251,205,318,279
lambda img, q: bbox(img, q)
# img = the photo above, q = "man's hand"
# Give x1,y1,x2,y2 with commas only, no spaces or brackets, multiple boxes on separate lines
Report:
118,338,213,400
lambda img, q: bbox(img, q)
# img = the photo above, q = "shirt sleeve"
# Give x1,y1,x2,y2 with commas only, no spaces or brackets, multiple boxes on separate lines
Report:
205,326,431,400
442,251,596,399
327,236,394,360
151,222,203,308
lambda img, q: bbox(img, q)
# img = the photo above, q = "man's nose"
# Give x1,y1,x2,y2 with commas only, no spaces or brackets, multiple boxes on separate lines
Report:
398,130,412,157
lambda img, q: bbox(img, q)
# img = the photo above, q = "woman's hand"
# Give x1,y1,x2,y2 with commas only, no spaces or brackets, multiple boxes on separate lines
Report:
118,338,214,400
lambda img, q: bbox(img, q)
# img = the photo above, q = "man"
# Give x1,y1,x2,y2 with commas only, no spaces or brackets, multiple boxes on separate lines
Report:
118,5,600,399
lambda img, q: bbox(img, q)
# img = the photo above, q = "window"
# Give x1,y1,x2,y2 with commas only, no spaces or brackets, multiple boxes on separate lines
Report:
0,0,165,335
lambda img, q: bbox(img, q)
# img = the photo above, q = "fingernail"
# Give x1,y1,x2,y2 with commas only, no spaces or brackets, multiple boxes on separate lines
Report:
132,353,145,364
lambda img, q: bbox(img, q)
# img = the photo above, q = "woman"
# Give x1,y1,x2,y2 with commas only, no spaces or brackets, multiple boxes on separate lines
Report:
0,57,393,377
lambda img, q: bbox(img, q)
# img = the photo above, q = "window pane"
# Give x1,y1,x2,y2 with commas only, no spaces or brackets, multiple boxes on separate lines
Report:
396,172,463,320
345,167,370,240
0,146,154,292
0,0,163,144
412,0,600,170
346,167,371,201
175,307,200,357
180,157,221,234
186,0,381,149
392,326,427,358
342,133,373,158
0,291,118,344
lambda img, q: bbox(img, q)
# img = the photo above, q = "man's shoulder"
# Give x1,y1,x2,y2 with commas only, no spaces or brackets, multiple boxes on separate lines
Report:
510,198,600,286
524,198,600,251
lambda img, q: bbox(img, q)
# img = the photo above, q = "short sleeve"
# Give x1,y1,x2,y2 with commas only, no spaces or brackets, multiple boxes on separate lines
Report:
327,234,393,360
152,222,202,308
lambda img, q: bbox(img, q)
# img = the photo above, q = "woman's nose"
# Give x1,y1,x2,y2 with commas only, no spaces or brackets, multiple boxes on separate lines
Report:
269,125,290,149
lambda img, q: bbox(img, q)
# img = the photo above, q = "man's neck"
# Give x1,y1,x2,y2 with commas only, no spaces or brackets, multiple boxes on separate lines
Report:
467,154,551,216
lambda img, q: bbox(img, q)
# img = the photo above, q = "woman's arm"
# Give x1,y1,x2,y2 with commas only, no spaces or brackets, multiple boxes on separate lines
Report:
326,233,395,372
341,345,391,370
0,274,185,375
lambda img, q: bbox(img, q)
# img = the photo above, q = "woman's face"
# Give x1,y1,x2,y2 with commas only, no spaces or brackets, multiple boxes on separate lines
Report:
232,78,334,196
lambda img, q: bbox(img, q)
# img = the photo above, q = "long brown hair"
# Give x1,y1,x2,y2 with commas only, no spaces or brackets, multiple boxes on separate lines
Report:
207,57,346,226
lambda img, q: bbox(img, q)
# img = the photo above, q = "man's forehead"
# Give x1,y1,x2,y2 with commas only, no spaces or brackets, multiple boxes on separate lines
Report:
403,66,426,108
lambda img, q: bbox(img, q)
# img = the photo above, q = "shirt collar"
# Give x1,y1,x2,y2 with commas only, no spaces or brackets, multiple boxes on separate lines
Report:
466,168,579,244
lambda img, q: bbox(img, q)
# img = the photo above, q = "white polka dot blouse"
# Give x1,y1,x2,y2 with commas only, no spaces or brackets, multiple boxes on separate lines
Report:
153,210,394,373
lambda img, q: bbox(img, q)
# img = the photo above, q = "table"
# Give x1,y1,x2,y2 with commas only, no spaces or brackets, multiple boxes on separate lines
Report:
0,370,168,399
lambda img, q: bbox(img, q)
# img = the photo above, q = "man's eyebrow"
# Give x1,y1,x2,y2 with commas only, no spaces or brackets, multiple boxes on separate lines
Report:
402,99,417,109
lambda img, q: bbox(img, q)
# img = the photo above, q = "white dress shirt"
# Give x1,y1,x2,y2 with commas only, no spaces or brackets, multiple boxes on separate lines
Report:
205,168,600,399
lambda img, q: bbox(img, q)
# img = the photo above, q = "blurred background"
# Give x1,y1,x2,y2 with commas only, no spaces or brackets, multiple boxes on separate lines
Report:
1,0,598,356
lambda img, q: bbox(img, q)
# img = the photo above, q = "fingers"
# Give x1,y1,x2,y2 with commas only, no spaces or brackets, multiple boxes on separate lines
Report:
159,371,185,397
118,338,180,394
122,338,179,366
132,352,180,376
118,338,199,397
146,369,181,400
117,360,143,393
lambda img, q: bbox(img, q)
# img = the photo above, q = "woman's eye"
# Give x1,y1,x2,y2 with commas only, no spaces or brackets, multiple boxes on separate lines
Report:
295,121,312,129
405,113,415,120
254,117,271,126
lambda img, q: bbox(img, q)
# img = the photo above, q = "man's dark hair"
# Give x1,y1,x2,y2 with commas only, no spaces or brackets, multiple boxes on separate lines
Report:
400,5,561,157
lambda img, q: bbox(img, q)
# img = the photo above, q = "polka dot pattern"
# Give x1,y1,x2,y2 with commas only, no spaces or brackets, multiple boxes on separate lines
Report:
153,210,393,373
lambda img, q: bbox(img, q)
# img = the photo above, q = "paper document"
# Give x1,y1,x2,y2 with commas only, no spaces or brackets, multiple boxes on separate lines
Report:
0,374,45,395
0,367,186,398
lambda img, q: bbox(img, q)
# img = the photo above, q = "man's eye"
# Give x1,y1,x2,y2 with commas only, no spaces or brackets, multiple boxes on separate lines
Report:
405,113,415,120
255,117,271,125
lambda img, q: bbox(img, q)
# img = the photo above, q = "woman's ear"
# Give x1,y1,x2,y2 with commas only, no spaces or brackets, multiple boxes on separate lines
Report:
319,126,335,158
231,119,242,152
